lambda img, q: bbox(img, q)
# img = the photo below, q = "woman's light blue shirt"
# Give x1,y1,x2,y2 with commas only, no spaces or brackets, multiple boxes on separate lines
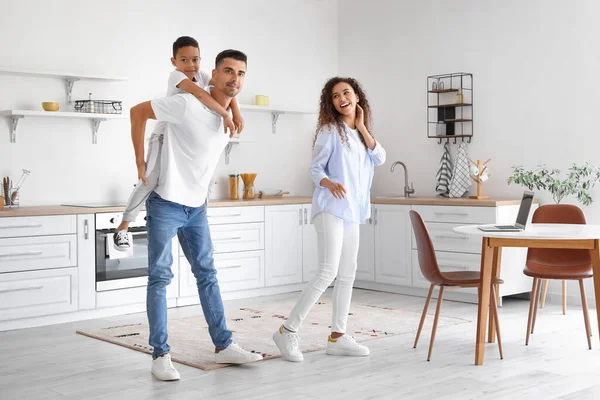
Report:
310,123,386,224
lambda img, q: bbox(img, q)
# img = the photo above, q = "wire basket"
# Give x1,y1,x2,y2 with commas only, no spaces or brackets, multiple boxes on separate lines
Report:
74,100,123,114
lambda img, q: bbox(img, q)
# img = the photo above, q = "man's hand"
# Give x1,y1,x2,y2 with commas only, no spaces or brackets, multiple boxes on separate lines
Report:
223,115,237,138
137,162,148,185
233,115,245,134
321,178,346,199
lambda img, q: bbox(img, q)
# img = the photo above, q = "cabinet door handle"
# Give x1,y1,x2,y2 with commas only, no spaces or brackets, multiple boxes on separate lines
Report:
439,265,470,270
374,209,378,225
434,212,469,217
0,224,43,229
304,208,308,225
434,235,469,240
0,250,43,257
218,264,242,270
209,213,242,218
84,219,89,240
299,209,303,226
0,285,44,293
213,236,242,242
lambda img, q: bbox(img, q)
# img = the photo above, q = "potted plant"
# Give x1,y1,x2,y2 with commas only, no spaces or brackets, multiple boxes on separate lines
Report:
507,162,600,206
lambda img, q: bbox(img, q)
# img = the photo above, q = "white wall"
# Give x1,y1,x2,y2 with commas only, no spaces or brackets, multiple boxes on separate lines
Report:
0,0,338,205
339,0,600,210
339,0,600,304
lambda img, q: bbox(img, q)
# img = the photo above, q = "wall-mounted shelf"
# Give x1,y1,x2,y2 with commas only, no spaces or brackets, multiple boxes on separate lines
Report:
0,67,127,104
0,110,127,144
238,104,314,134
427,72,473,143
223,137,254,164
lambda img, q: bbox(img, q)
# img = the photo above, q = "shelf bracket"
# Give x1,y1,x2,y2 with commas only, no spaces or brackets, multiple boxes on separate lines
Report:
10,115,23,143
65,78,80,104
91,119,105,144
271,111,283,134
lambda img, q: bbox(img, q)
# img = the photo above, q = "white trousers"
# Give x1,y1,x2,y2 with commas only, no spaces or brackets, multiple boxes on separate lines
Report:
285,212,360,333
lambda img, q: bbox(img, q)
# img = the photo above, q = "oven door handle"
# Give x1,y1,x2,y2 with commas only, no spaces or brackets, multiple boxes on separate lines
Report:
97,231,147,238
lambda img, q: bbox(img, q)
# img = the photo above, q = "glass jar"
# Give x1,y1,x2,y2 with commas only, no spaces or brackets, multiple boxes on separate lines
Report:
243,184,255,200
228,174,239,200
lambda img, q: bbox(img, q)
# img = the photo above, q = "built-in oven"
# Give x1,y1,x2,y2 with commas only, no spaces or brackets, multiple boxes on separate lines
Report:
95,211,148,291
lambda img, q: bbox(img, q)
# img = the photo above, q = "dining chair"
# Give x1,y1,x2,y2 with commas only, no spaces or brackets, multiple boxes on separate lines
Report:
524,204,593,349
409,210,503,361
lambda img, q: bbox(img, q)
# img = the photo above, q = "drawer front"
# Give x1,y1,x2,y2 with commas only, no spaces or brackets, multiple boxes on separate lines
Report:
0,215,76,238
0,235,77,274
413,222,482,254
412,250,481,289
412,205,496,224
179,250,265,296
0,267,78,321
210,223,264,254
207,206,264,225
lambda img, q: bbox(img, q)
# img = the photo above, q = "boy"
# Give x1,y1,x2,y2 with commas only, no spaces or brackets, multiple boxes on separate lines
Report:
113,36,244,249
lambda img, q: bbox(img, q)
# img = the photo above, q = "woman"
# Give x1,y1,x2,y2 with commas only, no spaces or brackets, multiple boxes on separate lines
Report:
272,77,386,362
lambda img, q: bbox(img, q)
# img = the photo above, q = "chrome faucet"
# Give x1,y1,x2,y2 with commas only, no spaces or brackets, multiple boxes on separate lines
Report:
390,161,415,197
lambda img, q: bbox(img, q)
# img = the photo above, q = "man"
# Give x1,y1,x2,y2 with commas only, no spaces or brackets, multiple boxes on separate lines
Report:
129,49,261,381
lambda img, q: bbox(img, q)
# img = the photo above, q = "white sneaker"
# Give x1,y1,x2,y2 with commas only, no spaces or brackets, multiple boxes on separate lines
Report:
113,230,131,251
151,353,180,381
215,342,263,364
326,334,370,357
272,325,303,362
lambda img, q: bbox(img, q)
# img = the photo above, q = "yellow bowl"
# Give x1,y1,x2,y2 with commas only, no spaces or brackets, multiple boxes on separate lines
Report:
42,102,59,112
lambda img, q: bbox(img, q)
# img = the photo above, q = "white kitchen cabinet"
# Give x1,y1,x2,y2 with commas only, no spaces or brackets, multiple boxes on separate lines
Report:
180,250,265,296
0,267,78,321
356,207,375,282
301,205,318,282
265,205,303,286
374,204,412,286
76,214,96,310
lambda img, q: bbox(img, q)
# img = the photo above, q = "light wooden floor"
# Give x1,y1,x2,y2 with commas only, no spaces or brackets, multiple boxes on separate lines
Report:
1,288,599,400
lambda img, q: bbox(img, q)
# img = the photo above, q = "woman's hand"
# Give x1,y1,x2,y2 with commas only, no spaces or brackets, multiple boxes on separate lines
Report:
321,178,346,199
356,104,365,130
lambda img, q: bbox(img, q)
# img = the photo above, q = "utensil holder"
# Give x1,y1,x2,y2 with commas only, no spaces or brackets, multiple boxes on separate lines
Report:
6,188,19,207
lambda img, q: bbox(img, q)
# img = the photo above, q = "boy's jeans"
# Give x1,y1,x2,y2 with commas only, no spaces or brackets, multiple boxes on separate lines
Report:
145,191,232,358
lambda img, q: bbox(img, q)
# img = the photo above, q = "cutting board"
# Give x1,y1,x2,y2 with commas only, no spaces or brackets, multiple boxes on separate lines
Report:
258,191,290,199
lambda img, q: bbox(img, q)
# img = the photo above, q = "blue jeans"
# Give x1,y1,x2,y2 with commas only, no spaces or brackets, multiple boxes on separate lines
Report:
146,191,232,358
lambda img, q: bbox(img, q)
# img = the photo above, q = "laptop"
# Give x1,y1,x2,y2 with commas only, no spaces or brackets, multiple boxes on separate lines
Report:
478,191,535,232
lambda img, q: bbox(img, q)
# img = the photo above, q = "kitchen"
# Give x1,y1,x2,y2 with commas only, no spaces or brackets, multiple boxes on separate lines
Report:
2,0,600,399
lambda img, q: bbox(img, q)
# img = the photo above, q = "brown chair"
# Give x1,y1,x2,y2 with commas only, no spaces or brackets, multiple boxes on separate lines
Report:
409,210,503,361
524,204,593,349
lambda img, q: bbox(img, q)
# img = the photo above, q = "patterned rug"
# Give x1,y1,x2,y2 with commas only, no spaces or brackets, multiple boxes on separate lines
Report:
76,296,470,371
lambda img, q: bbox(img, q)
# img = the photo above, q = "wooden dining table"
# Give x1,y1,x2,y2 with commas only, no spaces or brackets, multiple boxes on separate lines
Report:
453,223,600,365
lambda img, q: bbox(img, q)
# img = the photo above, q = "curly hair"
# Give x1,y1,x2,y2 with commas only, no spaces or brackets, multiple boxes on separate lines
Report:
312,77,373,149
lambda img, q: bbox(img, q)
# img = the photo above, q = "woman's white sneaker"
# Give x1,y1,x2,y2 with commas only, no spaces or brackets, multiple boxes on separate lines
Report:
215,342,263,364
151,353,180,381
326,334,370,357
272,325,304,362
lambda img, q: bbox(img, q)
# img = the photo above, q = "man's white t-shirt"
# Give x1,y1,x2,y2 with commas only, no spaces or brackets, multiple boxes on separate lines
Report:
151,93,230,207
149,69,212,142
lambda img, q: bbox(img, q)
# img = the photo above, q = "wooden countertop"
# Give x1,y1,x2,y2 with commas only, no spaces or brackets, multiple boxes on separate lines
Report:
0,196,526,217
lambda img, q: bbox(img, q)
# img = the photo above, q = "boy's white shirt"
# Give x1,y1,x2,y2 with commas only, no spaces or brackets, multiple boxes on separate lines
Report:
151,92,229,207
149,69,212,142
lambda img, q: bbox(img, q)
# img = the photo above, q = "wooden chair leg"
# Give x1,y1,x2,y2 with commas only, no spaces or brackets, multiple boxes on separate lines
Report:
490,284,503,359
427,286,445,361
540,279,549,308
562,280,567,315
579,279,592,350
414,284,435,349
531,277,542,334
526,278,539,345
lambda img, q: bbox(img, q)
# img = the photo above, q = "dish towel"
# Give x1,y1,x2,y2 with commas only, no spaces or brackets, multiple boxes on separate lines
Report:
435,141,453,197
448,142,472,198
